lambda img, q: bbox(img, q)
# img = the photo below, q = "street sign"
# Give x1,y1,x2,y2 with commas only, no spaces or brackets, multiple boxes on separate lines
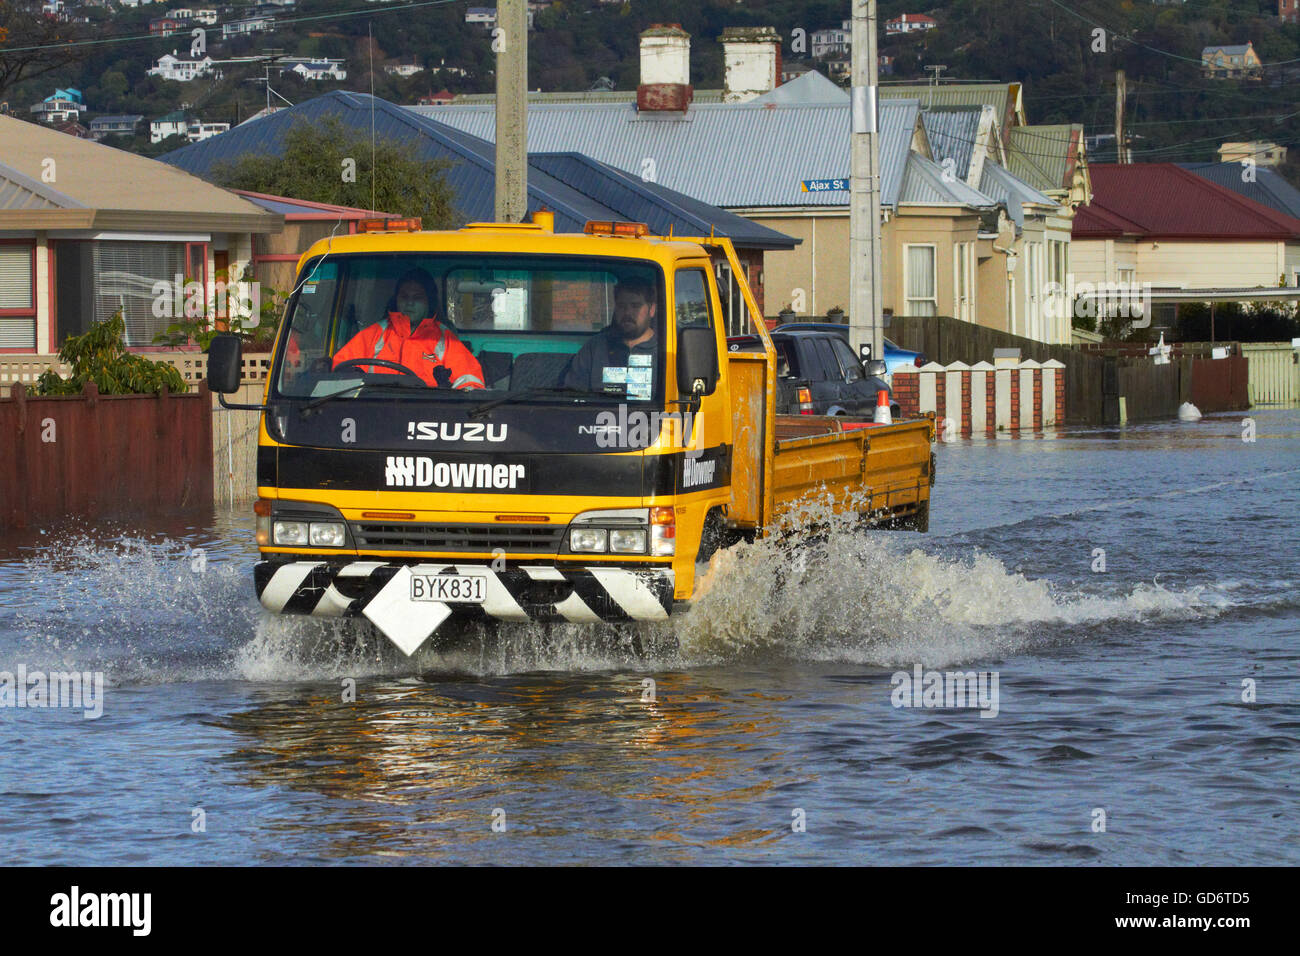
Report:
801,178,849,192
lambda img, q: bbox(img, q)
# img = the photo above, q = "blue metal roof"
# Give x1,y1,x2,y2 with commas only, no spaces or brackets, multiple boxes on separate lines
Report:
920,106,981,182
978,161,1058,229
1179,162,1300,221
159,91,796,249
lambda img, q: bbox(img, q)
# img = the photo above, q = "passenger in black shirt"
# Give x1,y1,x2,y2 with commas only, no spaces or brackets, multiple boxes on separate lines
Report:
562,278,660,395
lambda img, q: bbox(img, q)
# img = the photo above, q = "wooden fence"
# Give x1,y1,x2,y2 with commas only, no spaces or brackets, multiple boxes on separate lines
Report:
1,382,213,531
1,351,273,510
1240,342,1300,405
886,315,1252,425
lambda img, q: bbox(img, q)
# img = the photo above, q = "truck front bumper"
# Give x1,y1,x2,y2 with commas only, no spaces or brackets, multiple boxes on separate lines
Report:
254,559,675,655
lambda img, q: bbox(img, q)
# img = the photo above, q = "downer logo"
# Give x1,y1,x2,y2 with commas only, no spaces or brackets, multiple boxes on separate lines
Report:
682,456,717,488
386,457,526,489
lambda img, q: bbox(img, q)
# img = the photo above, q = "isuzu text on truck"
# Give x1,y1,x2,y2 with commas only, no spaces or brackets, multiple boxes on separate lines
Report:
206,214,936,655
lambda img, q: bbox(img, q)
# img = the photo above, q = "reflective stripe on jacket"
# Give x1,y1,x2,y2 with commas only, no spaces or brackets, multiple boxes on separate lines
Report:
332,312,484,389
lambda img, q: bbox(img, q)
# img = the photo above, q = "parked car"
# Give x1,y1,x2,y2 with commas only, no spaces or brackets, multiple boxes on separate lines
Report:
772,322,927,382
727,329,899,418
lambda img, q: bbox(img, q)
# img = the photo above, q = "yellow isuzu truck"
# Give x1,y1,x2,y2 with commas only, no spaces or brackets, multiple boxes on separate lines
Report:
207,214,935,654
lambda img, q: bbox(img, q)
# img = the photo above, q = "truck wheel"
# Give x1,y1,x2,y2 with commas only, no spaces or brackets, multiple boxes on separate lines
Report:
906,501,930,533
696,510,729,563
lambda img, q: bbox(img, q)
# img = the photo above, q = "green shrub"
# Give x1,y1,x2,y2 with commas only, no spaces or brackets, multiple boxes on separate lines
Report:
35,313,189,396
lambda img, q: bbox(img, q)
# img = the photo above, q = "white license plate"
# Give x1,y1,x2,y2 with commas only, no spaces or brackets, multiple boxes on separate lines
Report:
410,573,486,603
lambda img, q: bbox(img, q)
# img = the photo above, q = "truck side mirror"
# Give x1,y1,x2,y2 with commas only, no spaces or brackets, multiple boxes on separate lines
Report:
677,325,719,397
207,334,243,394
864,358,888,379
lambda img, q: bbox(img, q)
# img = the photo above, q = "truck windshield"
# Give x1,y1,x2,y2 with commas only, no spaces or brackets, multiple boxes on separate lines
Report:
273,253,666,405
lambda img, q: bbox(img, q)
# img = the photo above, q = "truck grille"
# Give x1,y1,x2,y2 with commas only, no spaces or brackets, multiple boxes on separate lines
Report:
350,521,565,554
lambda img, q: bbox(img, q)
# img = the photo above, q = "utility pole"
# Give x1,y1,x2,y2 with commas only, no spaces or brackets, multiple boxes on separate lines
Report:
1114,69,1127,164
494,0,528,222
849,0,884,363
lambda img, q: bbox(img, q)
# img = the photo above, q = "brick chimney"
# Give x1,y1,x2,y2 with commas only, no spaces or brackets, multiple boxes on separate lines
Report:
719,26,781,103
638,24,692,112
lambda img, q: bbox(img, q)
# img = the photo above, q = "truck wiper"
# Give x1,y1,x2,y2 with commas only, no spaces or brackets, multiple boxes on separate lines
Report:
469,386,589,418
298,380,427,416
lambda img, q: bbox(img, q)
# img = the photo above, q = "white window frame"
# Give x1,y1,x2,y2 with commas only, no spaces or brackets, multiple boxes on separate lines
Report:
904,243,938,317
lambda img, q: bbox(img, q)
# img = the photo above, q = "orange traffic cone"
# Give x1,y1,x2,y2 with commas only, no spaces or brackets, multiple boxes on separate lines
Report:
874,389,892,424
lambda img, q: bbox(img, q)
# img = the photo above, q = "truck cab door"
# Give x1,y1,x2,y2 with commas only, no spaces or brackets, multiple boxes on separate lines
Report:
672,264,731,489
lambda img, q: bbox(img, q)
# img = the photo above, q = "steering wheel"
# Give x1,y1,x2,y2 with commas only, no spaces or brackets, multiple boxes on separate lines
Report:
333,357,427,386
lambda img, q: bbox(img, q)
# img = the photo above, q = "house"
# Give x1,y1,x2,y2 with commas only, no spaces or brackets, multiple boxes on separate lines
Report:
29,89,86,124
463,6,534,29
52,121,93,139
883,82,1092,207
418,90,456,106
223,190,392,290
150,110,192,143
88,114,145,139
167,7,193,19
0,115,282,354
1283,0,1300,24
1217,141,1287,167
885,14,937,35
147,53,221,82
157,90,799,312
277,58,348,81
192,8,219,24
187,121,230,142
1202,42,1262,78
1071,164,1300,325
385,62,424,78
415,31,1076,341
148,17,183,36
810,21,850,59
222,16,275,38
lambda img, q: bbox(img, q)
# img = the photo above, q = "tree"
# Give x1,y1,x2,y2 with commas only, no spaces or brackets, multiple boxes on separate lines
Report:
211,116,460,227
0,1,85,101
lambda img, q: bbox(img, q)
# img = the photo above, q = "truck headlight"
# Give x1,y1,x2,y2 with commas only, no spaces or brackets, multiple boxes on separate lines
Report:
309,522,347,547
569,527,608,552
273,520,309,545
609,529,647,553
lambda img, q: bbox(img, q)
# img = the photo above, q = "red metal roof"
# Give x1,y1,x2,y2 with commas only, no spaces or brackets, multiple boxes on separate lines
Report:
1073,163,1300,240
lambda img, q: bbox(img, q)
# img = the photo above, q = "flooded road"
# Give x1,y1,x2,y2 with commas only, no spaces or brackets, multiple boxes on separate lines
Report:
2,409,1298,865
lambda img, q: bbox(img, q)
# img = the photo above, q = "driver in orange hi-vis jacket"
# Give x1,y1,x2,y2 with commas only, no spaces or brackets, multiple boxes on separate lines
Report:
332,269,485,390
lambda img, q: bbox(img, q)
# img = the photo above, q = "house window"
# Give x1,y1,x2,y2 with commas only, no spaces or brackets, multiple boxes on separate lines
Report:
0,241,37,349
90,241,189,346
904,244,937,316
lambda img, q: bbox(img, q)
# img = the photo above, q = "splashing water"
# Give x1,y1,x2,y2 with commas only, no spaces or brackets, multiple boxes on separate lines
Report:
0,497,1232,683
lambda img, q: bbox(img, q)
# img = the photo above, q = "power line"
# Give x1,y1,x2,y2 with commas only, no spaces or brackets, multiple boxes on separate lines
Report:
0,0,468,54
1041,0,1300,68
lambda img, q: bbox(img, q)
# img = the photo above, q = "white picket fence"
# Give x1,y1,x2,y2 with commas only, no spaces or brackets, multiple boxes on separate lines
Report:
1241,342,1300,406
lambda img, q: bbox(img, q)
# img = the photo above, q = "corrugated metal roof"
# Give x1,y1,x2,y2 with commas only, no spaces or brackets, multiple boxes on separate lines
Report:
1075,163,1300,240
920,105,980,181
899,152,998,207
411,98,925,209
880,82,1022,133
978,161,1058,229
1007,124,1080,194
159,92,798,248
749,70,847,105
449,89,727,105
0,159,83,212
1179,162,1300,220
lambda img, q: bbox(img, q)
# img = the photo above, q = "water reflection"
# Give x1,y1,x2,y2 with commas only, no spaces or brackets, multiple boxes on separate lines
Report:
214,670,802,860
